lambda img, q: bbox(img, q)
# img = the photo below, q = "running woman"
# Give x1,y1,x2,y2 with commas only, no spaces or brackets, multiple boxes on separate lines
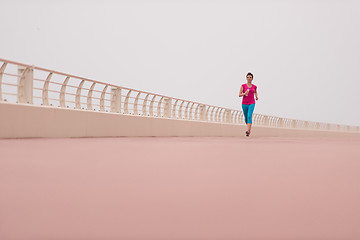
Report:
239,72,258,136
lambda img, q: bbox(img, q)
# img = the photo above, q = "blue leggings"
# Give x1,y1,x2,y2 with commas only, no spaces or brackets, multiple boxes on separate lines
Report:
242,104,255,124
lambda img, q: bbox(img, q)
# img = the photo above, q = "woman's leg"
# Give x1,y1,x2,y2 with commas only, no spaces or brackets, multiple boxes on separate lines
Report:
242,104,249,125
247,104,255,132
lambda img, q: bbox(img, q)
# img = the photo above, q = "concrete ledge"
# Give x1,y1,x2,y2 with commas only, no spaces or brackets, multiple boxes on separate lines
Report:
0,102,358,138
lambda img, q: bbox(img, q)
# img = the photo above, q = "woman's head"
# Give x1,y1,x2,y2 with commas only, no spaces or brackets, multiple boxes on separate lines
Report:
246,72,253,82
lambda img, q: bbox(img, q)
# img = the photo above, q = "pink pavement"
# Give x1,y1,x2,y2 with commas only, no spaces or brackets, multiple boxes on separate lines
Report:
1,136,360,240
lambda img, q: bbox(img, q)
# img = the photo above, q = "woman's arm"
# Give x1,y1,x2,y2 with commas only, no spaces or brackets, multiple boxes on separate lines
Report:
239,86,245,97
255,88,259,101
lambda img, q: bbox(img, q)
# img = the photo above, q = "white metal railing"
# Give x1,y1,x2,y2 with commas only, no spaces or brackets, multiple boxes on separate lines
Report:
0,57,359,133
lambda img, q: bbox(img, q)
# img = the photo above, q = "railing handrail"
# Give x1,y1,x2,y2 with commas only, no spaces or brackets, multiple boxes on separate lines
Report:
0,57,234,110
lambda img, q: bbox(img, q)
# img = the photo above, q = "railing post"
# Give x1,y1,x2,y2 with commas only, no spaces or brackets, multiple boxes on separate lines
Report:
100,85,108,112
263,116,267,126
0,63,8,101
194,104,200,120
149,95,156,116
157,97,164,117
253,114,258,125
210,107,216,122
42,73,53,106
17,65,34,104
225,109,231,123
75,80,85,109
231,111,235,124
142,94,150,116
238,111,242,124
278,118,283,128
172,99,179,118
178,101,184,119
199,105,206,121
215,107,220,122
87,82,96,110
240,111,244,124
164,98,172,118
134,92,141,115
60,77,70,108
189,103,195,120
111,87,121,113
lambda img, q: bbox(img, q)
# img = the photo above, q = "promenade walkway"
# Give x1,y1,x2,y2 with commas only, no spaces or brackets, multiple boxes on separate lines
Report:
1,136,360,240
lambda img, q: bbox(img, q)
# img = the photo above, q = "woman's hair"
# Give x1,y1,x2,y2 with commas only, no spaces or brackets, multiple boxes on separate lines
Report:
247,72,253,78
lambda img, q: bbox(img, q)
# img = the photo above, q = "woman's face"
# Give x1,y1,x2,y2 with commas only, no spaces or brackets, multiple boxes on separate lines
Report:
247,75,253,82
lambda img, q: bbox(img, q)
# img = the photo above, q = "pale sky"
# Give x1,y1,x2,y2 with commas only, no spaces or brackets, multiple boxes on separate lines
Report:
1,0,359,126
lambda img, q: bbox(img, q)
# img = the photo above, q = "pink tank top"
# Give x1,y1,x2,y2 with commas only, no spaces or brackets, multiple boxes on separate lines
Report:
242,84,257,105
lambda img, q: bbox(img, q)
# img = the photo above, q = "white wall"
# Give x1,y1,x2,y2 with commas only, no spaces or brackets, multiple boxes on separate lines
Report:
1,102,358,139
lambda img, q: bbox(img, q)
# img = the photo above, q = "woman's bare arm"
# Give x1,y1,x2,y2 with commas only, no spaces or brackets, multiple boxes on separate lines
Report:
255,88,259,100
239,86,245,97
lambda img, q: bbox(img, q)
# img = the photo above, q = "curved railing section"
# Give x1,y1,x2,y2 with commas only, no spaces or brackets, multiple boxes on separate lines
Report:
0,58,358,133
